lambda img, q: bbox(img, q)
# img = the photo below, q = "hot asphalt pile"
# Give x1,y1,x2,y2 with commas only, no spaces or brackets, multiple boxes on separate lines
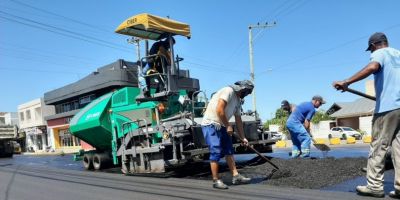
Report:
176,157,368,189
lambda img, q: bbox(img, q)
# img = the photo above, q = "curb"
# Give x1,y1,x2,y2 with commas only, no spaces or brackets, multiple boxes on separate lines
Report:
363,135,372,143
275,140,287,148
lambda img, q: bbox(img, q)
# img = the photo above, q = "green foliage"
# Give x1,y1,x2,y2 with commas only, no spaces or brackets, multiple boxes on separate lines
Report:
310,110,334,124
264,109,333,135
263,108,289,134
357,129,367,136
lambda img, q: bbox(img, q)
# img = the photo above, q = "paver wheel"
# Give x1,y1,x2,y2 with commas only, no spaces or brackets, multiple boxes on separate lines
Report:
83,153,93,170
93,153,112,170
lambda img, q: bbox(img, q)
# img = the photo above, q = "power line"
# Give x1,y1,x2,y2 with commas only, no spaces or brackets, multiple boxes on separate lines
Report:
0,67,86,76
0,46,96,67
0,11,131,52
0,51,95,72
184,61,248,74
258,23,400,76
8,0,114,34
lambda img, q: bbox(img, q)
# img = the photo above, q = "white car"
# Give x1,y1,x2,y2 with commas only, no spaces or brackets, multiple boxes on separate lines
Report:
329,127,362,140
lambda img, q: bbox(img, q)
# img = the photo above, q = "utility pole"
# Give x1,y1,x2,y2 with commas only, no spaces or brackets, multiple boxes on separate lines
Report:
248,22,276,117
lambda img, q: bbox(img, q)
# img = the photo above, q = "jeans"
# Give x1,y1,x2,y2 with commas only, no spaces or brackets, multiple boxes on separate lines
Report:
286,120,311,158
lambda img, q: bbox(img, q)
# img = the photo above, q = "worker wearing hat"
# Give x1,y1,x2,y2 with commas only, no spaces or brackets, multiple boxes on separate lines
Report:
281,100,296,115
201,80,254,189
333,32,400,198
286,95,325,158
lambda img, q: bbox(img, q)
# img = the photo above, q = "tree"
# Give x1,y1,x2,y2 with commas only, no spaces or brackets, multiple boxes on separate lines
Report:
311,110,334,124
264,109,333,135
264,108,289,134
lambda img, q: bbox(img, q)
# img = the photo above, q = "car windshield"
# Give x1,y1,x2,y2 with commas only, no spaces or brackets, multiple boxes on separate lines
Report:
342,127,354,131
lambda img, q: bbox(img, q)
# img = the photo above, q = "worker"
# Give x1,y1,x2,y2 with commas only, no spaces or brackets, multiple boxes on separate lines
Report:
286,95,325,158
201,80,254,189
281,100,295,115
333,32,400,198
138,37,175,97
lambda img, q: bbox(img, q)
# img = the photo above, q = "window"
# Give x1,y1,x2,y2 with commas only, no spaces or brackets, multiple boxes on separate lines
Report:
58,129,80,147
79,94,96,106
19,112,24,121
26,110,31,120
59,129,73,147
35,107,41,120
0,117,5,125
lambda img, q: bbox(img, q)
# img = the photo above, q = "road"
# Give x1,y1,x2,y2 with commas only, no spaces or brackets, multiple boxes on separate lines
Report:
0,144,393,200
0,162,377,200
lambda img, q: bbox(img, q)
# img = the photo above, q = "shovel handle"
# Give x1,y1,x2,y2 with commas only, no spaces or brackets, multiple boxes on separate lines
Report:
233,133,279,170
346,88,376,101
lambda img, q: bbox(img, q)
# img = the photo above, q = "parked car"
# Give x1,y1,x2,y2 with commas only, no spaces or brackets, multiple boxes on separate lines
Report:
268,131,286,140
329,127,362,140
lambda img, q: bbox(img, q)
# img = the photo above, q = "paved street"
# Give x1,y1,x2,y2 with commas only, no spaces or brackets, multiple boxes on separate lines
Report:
0,144,396,200
0,162,378,200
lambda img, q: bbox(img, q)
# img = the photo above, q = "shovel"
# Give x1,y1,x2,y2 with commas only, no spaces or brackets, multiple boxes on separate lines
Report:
345,88,376,101
308,132,331,152
233,133,292,179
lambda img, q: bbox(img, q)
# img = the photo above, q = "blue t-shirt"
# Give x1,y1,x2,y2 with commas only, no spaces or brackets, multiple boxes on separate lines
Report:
370,47,400,113
287,102,315,124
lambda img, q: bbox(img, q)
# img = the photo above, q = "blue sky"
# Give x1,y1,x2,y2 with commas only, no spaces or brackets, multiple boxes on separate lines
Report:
1,0,400,121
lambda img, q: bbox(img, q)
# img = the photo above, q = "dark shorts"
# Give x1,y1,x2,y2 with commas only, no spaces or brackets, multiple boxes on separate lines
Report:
202,124,234,161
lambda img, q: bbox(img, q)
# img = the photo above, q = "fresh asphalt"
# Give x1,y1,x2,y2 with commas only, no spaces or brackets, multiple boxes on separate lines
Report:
0,143,396,200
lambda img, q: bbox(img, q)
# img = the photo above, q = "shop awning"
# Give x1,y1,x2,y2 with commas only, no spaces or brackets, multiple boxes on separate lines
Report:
115,13,191,40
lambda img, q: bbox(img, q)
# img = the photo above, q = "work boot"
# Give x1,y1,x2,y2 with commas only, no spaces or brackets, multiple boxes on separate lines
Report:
213,179,228,189
232,173,251,185
389,190,400,199
361,167,367,173
356,185,384,198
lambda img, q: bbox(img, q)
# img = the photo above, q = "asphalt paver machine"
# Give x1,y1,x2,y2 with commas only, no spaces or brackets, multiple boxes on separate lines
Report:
70,13,275,175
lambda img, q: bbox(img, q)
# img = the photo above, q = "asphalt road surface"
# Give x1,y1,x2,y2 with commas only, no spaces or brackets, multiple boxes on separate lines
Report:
0,163,378,200
0,144,395,200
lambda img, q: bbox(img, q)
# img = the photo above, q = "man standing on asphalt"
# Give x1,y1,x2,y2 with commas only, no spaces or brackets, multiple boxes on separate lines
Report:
286,96,325,158
201,80,254,189
333,32,400,198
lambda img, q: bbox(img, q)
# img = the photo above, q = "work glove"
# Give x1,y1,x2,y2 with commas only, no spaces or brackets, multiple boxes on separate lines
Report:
213,123,222,131
242,138,249,146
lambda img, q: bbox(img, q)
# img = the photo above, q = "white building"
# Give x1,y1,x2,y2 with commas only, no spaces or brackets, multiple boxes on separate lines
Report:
18,98,55,152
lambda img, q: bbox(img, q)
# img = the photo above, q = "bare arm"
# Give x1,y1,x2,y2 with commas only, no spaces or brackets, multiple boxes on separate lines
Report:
158,46,171,65
304,119,310,132
333,62,380,91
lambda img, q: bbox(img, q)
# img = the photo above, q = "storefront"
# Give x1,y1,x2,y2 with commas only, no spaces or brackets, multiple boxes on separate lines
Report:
23,126,48,152
47,115,81,153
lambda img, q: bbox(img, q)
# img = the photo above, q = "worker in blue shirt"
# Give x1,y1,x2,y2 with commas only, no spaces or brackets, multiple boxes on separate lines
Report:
286,96,325,158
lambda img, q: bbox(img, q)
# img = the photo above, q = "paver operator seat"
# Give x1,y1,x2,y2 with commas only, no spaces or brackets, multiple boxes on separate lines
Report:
115,13,199,101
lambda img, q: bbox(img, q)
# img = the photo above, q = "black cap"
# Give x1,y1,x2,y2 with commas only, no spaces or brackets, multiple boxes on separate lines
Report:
366,32,387,51
281,100,289,107
312,95,326,104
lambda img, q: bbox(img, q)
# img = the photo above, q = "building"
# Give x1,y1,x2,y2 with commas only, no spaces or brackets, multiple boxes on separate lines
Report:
18,98,55,152
44,59,138,153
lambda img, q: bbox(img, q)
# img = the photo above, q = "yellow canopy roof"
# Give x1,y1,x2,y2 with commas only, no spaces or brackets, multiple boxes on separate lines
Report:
115,13,191,40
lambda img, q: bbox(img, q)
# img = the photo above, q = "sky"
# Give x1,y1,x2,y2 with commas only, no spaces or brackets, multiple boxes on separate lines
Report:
1,0,400,121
